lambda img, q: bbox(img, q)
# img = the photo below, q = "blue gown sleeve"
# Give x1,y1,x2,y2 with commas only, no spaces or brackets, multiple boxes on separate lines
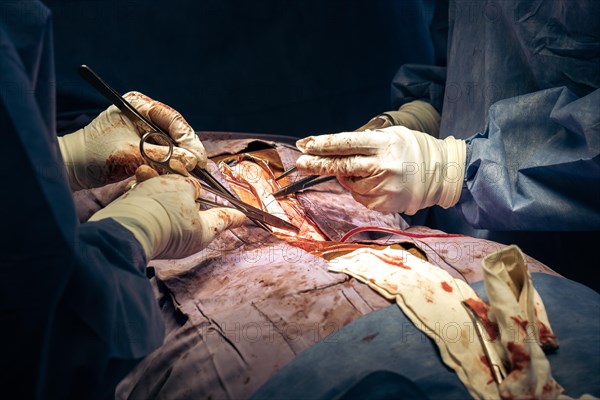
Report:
391,64,447,113
0,2,163,397
458,87,600,230
42,219,165,399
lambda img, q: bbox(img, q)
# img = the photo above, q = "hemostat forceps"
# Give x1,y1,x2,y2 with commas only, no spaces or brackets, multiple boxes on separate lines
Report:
271,167,336,198
273,122,374,198
78,65,298,233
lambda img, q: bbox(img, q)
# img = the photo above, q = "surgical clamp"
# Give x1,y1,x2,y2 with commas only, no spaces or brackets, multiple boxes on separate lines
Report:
78,65,298,233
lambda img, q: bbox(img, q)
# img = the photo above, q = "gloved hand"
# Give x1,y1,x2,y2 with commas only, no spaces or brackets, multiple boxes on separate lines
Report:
58,91,207,190
88,170,246,260
295,126,466,215
356,100,441,137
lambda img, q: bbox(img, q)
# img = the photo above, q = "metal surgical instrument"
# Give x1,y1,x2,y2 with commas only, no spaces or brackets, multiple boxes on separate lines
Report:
78,65,298,233
271,172,336,198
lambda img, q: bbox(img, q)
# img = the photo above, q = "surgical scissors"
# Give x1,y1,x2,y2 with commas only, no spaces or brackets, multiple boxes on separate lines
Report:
78,65,298,233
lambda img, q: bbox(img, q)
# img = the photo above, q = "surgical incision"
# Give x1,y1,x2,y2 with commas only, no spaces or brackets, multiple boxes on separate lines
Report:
216,149,327,241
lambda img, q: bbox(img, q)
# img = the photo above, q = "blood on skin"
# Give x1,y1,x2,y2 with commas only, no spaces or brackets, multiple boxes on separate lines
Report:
215,151,428,269
219,155,328,241
220,165,263,208
464,298,499,341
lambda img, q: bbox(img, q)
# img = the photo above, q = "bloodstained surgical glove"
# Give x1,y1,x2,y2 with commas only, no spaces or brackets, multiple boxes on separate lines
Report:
58,91,208,190
296,126,466,215
88,173,246,260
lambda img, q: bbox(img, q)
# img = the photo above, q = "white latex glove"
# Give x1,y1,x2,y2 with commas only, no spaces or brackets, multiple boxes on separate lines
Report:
88,172,246,260
296,126,466,215
58,91,207,190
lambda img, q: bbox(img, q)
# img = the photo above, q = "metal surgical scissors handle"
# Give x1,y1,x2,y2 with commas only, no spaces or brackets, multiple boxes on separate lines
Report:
78,65,298,233
79,65,180,170
132,137,299,232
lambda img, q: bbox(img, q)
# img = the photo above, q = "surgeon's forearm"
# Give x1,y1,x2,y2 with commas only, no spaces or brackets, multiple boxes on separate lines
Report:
357,101,441,137
75,218,165,369
383,100,441,137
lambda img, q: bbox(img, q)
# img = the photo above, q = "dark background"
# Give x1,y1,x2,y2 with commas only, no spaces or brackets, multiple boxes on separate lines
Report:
45,0,435,137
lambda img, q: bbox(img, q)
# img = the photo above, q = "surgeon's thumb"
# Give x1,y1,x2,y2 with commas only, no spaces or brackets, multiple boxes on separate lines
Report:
134,165,159,182
198,208,247,244
141,142,198,171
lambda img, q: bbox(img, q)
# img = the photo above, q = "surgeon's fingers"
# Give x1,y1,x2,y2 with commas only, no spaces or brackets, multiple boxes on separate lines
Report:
296,154,379,177
124,173,202,202
129,160,191,193
127,165,159,190
135,158,189,180
339,176,373,207
336,175,380,195
182,175,204,199
140,142,197,172
198,208,247,247
135,165,159,183
296,131,388,156
124,91,208,169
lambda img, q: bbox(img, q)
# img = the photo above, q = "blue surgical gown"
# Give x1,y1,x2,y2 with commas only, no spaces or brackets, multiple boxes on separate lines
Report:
0,2,163,398
391,0,600,285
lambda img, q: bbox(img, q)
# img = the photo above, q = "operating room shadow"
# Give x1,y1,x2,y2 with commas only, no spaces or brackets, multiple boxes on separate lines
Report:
478,231,600,294
45,0,436,138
